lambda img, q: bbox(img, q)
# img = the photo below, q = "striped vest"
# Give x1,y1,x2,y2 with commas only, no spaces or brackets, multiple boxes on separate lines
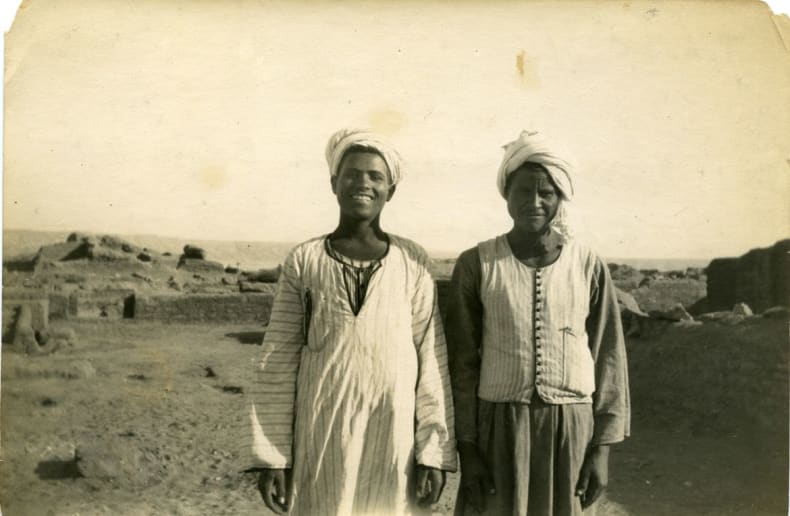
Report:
478,235,598,404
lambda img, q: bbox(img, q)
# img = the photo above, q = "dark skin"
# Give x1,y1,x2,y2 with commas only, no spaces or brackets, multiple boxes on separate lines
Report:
257,150,446,512
459,164,609,513
327,150,395,260
505,162,562,266
576,445,609,509
257,469,288,515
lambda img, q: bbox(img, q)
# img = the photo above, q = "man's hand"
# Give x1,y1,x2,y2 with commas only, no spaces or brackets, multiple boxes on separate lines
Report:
458,441,495,513
416,465,446,507
575,445,609,510
257,468,289,514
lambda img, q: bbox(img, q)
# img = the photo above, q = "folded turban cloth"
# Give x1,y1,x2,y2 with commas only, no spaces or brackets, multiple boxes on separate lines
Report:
325,128,403,186
496,130,574,201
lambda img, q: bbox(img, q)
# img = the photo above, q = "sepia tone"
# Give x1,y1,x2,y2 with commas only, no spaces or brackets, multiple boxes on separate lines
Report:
2,0,789,515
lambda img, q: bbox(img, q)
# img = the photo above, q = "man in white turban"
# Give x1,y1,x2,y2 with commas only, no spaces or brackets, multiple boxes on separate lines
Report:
446,130,630,515
247,128,457,515
325,128,404,186
497,130,575,242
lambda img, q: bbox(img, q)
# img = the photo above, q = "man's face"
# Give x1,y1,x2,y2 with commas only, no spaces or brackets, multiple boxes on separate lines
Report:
506,165,560,233
331,151,395,221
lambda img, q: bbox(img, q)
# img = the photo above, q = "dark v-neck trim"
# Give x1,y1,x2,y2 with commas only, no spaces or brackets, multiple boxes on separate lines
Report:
324,236,388,316
323,234,391,264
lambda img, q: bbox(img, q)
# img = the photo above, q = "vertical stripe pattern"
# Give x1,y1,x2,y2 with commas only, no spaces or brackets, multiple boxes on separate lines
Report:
246,234,457,515
478,235,597,404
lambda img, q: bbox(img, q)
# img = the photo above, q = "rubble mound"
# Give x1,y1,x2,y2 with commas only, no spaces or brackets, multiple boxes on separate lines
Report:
177,245,224,273
24,234,158,270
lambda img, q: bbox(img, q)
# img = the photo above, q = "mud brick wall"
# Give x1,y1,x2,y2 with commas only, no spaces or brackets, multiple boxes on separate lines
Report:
707,239,790,312
69,290,135,319
134,293,273,323
706,258,739,311
1,291,49,341
736,241,790,312
47,293,73,320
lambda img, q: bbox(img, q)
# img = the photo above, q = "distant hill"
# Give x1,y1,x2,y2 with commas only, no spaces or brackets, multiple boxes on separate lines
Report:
2,229,295,270
3,229,712,272
122,234,295,270
3,230,72,260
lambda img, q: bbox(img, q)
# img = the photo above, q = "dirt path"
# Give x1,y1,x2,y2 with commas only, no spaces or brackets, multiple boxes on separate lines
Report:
1,319,786,515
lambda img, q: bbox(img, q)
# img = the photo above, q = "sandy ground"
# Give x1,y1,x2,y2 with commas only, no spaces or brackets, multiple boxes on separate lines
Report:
1,317,787,515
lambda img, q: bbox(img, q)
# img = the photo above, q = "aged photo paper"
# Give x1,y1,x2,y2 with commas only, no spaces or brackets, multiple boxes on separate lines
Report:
2,1,789,514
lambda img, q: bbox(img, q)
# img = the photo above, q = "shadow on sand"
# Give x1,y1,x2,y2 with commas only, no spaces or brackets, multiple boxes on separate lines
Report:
224,331,266,345
35,459,83,480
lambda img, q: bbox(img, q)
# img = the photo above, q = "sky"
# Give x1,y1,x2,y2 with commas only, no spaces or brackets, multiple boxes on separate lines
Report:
3,0,789,259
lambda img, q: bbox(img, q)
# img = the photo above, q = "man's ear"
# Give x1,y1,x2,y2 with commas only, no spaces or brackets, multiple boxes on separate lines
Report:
386,184,397,202
330,174,338,194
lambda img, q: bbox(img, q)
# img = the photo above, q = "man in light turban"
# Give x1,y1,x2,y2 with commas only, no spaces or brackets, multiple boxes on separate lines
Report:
247,128,457,515
496,130,574,200
497,130,575,242
325,128,404,186
446,130,630,516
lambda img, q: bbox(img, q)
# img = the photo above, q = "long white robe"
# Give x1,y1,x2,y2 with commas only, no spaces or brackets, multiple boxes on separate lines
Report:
247,235,457,515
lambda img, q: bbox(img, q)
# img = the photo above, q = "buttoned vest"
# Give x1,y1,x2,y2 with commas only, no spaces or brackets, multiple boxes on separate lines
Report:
478,235,598,404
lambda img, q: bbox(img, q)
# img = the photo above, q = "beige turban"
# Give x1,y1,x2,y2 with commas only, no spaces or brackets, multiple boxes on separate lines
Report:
325,128,403,186
496,130,574,201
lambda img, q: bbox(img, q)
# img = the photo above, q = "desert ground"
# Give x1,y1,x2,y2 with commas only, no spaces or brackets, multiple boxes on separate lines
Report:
1,232,787,515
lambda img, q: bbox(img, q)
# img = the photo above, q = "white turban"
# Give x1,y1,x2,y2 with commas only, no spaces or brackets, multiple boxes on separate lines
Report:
496,130,574,201
497,130,576,242
325,128,403,186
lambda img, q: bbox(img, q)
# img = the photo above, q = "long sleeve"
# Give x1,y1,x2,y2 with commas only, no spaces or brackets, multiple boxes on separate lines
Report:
444,248,484,444
586,257,631,445
246,251,304,469
411,260,458,472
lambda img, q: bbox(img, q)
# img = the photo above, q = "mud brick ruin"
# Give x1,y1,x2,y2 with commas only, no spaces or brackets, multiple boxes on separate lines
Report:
3,233,789,353
706,239,790,312
2,235,281,352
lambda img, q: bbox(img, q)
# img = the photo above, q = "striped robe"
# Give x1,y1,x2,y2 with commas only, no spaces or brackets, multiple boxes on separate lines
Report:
247,235,457,515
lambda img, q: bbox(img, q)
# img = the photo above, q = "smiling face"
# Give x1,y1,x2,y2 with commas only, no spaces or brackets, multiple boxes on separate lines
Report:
505,163,561,234
331,150,395,221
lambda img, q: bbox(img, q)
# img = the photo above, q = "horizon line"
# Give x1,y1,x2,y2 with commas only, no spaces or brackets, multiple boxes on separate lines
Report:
2,226,727,263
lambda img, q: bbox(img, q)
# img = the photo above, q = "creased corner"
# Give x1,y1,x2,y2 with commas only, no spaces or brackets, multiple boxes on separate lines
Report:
762,0,790,52
769,11,790,52
2,0,24,34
